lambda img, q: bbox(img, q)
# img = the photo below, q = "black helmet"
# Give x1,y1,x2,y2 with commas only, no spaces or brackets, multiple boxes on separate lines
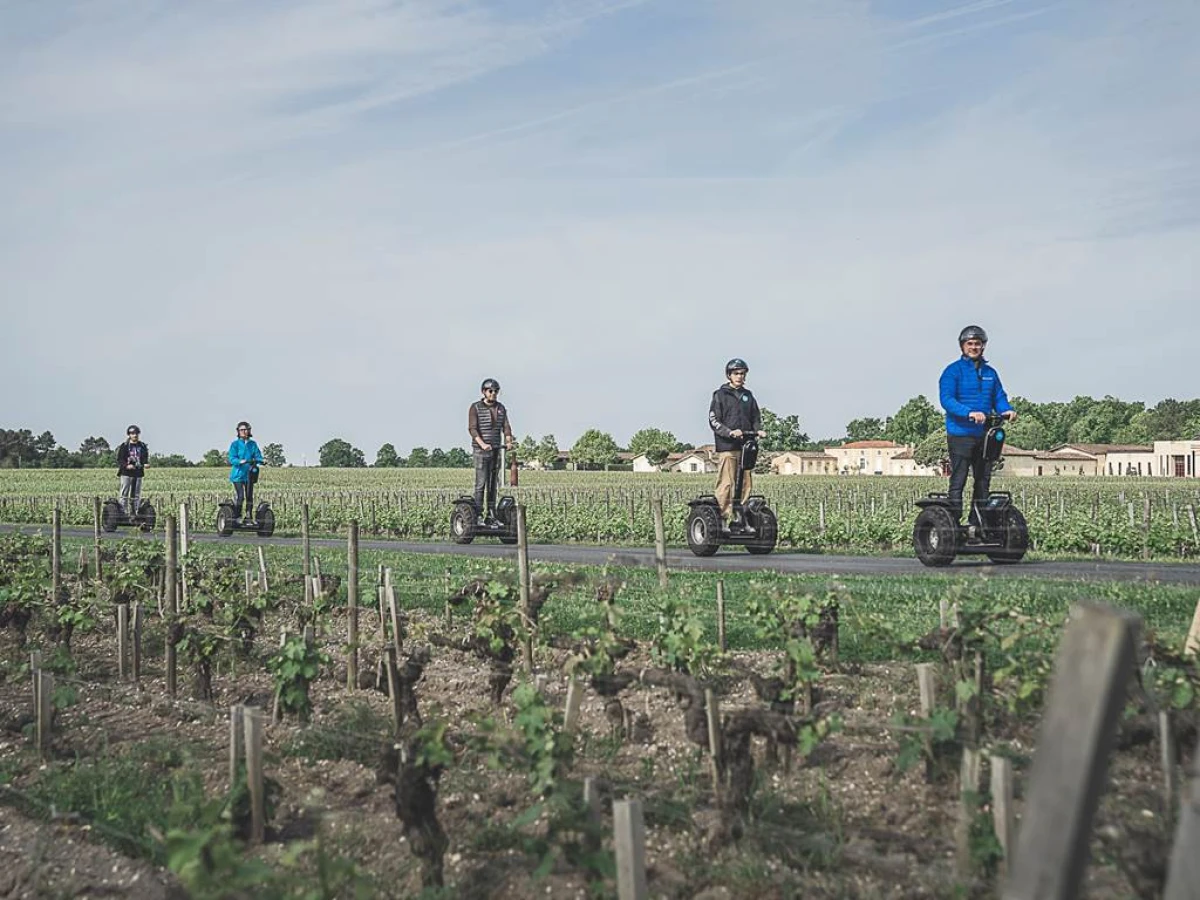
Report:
725,358,749,375
126,425,140,436
481,378,500,392
958,325,988,344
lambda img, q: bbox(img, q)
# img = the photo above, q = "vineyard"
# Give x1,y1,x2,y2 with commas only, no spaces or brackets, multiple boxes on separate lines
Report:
2,469,1200,559
1,520,1197,898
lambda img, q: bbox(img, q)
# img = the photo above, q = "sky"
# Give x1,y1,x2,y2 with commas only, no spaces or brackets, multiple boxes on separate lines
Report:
1,0,1196,463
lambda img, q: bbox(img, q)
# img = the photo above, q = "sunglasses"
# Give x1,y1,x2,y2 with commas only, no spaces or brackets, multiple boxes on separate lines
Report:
127,431,139,436
484,388,498,393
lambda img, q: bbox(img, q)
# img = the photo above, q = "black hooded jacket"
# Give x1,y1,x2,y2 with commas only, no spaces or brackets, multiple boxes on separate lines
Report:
708,384,762,453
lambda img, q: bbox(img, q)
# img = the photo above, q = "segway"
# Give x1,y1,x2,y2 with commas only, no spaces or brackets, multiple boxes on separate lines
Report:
215,468,275,538
101,498,157,533
686,435,778,556
450,450,518,545
912,416,1029,566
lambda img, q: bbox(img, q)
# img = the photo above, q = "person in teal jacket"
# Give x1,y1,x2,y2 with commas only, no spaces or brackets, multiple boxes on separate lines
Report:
938,326,1016,528
228,421,264,524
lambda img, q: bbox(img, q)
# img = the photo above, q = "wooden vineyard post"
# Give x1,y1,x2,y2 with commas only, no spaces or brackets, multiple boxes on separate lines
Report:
51,505,61,607
229,704,245,787
716,579,727,652
302,503,312,605
385,568,402,658
1187,505,1199,546
956,747,982,877
35,670,54,758
991,756,1016,879
613,798,649,900
916,662,937,781
385,647,403,732
257,546,269,592
1002,603,1140,900
651,498,668,590
1161,711,1178,817
132,603,142,683
179,502,189,609
1165,729,1200,899
117,603,129,681
444,566,453,626
563,675,583,733
92,496,103,581
1184,592,1200,658
243,707,265,844
347,520,359,690
516,505,533,674
705,688,722,793
165,515,178,698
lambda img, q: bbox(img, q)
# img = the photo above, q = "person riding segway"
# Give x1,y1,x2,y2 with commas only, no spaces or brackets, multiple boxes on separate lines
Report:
451,379,518,544
215,421,275,537
913,326,1028,566
685,358,778,556
101,425,156,532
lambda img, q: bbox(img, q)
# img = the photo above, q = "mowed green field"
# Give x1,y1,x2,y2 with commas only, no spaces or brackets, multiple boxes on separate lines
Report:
1,468,1198,559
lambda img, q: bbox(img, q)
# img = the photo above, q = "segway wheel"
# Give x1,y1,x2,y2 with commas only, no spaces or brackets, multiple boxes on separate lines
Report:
215,503,236,537
450,501,478,545
497,506,518,545
746,506,778,555
138,501,156,533
255,503,275,538
987,507,1029,564
101,500,122,533
913,505,958,567
686,505,722,557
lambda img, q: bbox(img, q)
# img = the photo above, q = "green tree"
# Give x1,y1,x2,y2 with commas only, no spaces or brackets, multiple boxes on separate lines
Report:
318,438,366,468
535,435,560,470
407,447,430,468
1004,416,1051,450
760,408,809,451
375,443,401,467
1138,398,1200,440
518,435,538,463
886,396,941,446
261,442,286,467
429,448,448,467
78,435,111,457
201,449,225,467
151,453,193,467
445,447,471,467
1065,396,1144,444
627,428,678,465
845,417,886,443
913,432,949,471
570,429,618,470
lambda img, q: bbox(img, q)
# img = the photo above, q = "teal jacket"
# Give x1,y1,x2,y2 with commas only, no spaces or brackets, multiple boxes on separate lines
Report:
228,438,263,484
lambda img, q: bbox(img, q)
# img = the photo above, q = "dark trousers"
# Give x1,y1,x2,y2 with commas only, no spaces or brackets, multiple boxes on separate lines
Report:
473,450,499,515
947,434,993,525
234,480,255,519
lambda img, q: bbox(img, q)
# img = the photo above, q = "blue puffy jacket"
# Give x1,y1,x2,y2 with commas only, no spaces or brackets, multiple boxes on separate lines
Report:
228,438,263,484
939,356,1013,437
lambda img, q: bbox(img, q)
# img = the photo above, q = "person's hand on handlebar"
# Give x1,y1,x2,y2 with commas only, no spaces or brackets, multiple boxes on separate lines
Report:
969,412,986,424
730,429,743,438
1002,410,1018,422
479,441,492,452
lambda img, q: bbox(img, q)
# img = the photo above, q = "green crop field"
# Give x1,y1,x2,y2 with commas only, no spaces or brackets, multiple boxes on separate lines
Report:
1,468,1198,559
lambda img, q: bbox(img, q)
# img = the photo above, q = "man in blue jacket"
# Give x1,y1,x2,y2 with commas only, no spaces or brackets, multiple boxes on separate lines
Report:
228,421,264,524
938,326,1016,529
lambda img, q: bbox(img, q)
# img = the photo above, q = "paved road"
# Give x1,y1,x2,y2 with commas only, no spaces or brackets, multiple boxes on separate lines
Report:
9,524,1200,586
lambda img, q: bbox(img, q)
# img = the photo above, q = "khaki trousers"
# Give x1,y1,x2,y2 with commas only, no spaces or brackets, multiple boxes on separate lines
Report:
715,450,752,519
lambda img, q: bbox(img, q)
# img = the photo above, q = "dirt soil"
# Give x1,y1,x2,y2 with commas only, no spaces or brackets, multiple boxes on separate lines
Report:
0,606,1183,900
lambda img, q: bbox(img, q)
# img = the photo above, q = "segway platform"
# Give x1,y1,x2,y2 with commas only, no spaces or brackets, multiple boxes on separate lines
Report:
450,495,518,545
685,493,779,556
215,501,276,538
101,498,157,533
912,492,1028,567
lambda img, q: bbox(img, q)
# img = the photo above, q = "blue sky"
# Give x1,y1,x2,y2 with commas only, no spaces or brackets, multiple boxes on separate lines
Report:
1,0,1196,461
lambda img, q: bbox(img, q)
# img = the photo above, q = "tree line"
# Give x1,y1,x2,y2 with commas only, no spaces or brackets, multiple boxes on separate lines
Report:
3,397,1197,470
